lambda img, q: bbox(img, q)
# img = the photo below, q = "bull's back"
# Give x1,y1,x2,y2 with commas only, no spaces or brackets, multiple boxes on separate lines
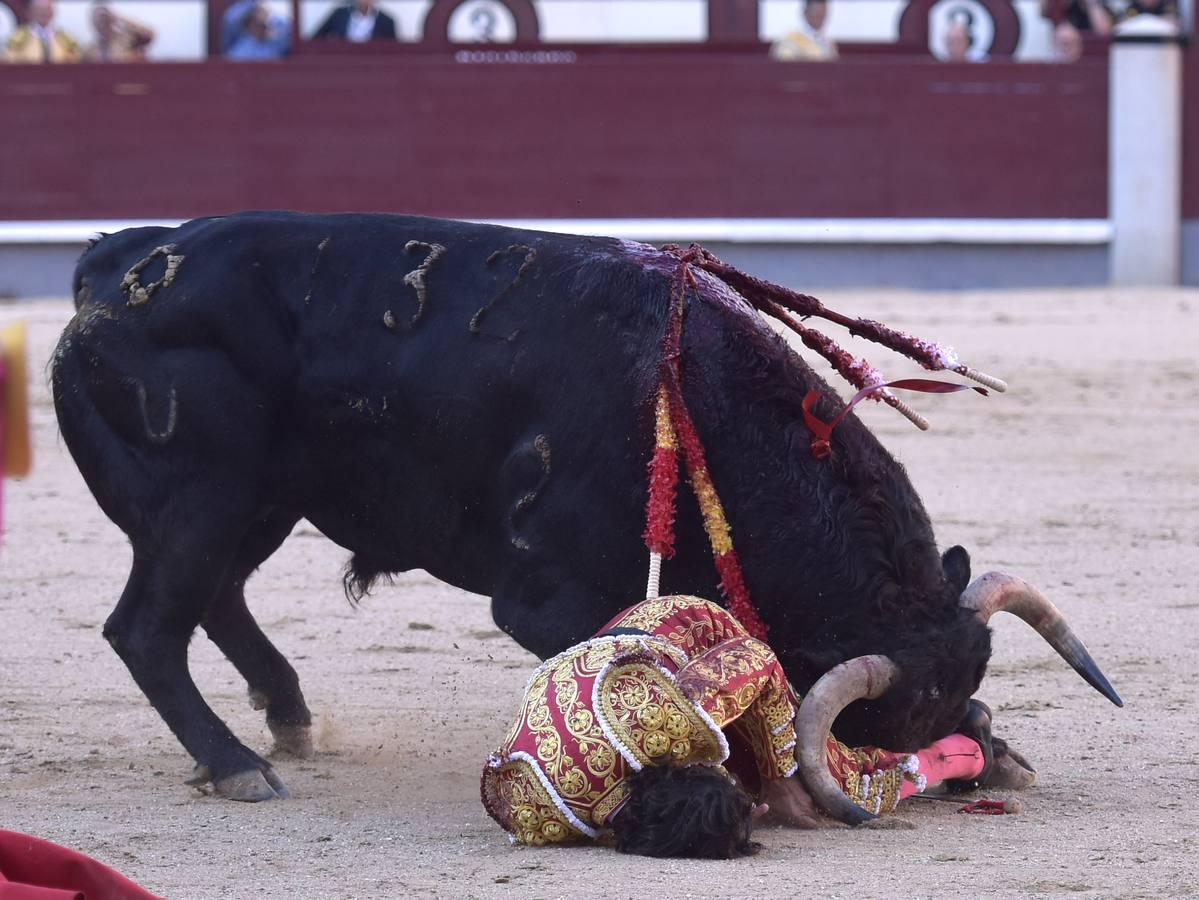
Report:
57,212,672,583
73,211,661,392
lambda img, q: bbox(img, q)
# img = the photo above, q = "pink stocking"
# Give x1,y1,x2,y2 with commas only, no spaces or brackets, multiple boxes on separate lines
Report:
899,734,985,799
0,357,6,544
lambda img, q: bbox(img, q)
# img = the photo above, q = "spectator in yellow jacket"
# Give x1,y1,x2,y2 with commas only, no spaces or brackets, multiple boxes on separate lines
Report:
771,0,838,62
4,0,81,63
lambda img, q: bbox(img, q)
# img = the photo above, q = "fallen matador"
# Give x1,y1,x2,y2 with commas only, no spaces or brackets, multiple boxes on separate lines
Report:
483,596,1030,857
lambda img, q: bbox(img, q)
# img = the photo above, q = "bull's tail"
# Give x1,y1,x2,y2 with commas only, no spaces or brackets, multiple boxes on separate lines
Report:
51,311,161,539
72,234,109,309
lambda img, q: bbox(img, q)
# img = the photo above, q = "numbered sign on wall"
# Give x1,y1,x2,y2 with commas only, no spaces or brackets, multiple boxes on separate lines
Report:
446,0,518,42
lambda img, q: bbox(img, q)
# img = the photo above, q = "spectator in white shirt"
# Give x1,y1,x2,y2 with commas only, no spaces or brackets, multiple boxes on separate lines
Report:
225,1,290,60
222,0,290,56
941,18,989,62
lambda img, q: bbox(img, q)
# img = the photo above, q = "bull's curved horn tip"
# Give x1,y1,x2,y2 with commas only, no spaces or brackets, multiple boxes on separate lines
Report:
962,572,1124,709
794,654,899,826
1089,670,1123,708
841,803,877,827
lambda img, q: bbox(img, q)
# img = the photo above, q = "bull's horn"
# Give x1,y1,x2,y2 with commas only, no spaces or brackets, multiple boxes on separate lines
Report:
795,655,900,826
961,572,1123,708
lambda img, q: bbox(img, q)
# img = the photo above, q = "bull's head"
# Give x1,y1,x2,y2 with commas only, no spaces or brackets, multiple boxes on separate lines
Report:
794,564,1123,825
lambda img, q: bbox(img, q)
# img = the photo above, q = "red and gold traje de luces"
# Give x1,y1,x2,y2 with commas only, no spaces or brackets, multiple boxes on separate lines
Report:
482,596,927,846
482,596,801,845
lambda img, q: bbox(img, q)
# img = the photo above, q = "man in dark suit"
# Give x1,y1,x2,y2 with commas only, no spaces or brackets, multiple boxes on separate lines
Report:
313,0,397,41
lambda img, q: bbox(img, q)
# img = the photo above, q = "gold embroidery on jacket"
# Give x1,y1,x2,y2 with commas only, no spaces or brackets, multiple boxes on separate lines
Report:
596,660,724,769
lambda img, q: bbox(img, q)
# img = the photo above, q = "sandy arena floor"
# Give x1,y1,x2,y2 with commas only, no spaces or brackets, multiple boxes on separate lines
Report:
1,289,1196,899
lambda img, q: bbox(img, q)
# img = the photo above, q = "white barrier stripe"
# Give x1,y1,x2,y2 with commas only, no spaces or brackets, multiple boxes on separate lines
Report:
0,217,1114,246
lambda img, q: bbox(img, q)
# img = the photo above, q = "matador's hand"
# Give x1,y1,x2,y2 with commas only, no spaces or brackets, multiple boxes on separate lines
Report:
756,775,824,829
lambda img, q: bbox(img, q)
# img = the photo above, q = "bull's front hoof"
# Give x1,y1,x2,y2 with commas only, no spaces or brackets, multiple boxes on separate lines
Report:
268,722,315,760
187,763,291,801
216,767,291,801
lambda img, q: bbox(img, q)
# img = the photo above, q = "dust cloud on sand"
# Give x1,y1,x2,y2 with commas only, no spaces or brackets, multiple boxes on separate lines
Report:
1,289,1195,898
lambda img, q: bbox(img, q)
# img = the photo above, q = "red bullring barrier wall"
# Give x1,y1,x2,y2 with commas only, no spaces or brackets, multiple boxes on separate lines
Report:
0,50,1141,222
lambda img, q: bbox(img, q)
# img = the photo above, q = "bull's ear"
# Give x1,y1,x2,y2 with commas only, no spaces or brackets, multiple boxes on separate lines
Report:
942,545,971,597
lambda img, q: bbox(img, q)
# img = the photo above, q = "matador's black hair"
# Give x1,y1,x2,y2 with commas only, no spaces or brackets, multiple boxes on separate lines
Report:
612,765,760,859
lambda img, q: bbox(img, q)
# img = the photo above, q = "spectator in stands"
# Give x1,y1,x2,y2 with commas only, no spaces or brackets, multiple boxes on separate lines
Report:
3,0,80,63
942,19,987,62
1040,0,1113,35
943,21,970,61
313,0,398,42
85,0,155,61
223,0,290,60
1052,20,1085,60
770,0,837,61
1114,0,1179,26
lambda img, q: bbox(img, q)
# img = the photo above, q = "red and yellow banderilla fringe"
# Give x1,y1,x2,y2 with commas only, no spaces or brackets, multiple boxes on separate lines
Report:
642,256,769,641
643,389,680,559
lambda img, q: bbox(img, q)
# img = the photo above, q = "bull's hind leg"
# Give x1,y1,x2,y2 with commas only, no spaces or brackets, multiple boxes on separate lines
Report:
105,503,290,802
201,509,315,760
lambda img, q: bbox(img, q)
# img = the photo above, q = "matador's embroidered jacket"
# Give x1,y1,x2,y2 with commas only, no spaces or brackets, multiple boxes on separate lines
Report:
482,596,922,846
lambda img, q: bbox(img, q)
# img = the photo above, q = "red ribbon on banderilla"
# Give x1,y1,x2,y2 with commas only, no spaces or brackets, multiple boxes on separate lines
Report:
803,379,989,460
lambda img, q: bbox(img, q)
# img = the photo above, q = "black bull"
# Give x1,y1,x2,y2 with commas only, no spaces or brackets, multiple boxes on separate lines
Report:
52,211,1119,803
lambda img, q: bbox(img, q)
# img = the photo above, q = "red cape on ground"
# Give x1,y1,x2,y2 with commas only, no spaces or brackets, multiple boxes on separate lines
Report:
0,830,160,900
